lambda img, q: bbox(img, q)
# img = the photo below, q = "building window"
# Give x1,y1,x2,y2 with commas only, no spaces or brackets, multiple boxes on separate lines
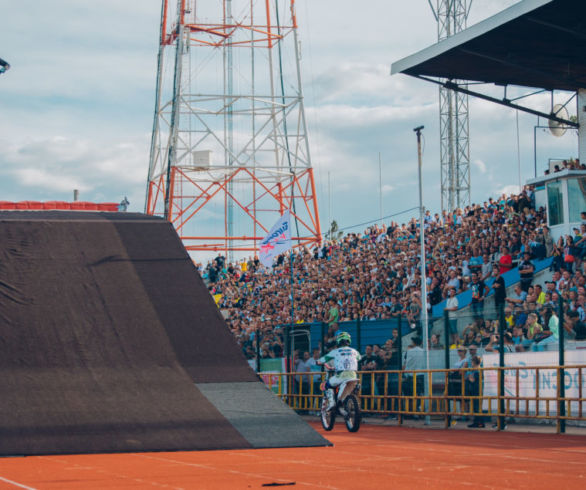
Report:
547,181,564,226
567,177,586,223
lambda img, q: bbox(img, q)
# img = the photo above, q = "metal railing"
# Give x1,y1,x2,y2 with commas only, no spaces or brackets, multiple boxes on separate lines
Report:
268,365,586,433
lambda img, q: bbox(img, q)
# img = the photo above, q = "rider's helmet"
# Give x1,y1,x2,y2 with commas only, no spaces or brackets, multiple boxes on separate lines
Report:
336,331,351,347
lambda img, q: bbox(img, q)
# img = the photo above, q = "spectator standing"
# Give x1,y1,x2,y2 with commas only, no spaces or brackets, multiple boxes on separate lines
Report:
429,277,443,306
498,246,513,275
407,293,422,334
466,356,485,428
481,253,493,281
542,226,555,257
359,345,381,397
307,348,322,405
518,252,535,292
470,272,489,318
491,266,506,312
563,236,577,273
403,336,425,414
468,252,483,276
466,343,482,360
445,269,461,294
326,299,339,327
294,351,312,394
574,225,586,269
444,287,459,345
380,347,400,411
449,346,470,420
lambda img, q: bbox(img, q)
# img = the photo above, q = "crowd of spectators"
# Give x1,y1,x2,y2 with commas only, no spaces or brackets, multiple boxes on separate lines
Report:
199,187,586,363
545,158,584,175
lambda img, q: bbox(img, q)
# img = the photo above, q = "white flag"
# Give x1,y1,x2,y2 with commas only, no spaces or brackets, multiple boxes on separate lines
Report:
259,210,292,267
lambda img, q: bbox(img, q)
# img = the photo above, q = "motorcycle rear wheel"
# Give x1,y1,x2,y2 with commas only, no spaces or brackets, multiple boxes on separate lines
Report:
343,394,361,432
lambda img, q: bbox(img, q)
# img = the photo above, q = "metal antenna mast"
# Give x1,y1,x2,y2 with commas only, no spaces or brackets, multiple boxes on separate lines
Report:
146,0,321,258
431,0,471,212
224,0,234,259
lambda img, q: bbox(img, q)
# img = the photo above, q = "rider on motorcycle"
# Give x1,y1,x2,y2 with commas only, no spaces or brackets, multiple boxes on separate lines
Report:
318,331,361,410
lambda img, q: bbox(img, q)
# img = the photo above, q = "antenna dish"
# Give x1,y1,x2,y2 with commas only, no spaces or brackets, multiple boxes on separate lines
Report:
0,57,10,74
549,104,569,137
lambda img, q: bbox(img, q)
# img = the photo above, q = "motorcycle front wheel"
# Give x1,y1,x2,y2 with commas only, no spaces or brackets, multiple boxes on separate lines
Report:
343,394,361,432
320,396,336,431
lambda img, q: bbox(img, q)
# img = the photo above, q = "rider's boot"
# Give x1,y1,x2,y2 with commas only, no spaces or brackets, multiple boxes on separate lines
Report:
326,389,335,411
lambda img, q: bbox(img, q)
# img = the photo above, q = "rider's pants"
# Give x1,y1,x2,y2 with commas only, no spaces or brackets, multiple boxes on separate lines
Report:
325,372,357,390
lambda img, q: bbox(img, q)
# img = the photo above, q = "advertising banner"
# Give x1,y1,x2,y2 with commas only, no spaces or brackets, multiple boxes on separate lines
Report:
482,350,586,416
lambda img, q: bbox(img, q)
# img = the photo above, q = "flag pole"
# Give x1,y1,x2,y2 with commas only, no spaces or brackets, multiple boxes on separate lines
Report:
258,195,294,371
289,171,295,373
289,245,294,372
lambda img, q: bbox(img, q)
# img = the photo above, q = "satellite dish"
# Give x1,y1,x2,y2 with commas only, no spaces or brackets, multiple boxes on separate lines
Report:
0,57,10,74
549,104,569,137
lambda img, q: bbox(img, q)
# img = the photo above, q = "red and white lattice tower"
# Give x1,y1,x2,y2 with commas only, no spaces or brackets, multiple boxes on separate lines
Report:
146,0,321,259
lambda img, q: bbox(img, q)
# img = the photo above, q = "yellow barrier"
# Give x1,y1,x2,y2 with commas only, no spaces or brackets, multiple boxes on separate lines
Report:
268,365,586,432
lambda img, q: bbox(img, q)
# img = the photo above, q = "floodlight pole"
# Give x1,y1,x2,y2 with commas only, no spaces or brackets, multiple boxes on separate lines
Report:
415,125,430,425
379,152,383,227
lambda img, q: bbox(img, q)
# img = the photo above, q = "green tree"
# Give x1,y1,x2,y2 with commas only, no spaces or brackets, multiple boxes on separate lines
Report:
327,220,343,240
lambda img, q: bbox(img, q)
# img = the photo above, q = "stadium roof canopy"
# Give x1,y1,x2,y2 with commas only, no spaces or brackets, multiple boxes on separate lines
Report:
391,0,586,96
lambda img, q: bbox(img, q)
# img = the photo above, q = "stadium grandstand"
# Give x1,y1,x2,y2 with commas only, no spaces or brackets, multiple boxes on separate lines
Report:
203,187,585,357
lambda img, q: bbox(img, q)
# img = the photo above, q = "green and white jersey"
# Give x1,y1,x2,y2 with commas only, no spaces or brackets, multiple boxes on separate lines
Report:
319,346,361,373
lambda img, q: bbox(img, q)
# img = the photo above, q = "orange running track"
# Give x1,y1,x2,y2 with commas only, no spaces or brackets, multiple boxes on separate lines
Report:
1,422,585,489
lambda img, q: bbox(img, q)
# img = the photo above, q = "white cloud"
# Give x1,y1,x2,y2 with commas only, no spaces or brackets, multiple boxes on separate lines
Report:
473,159,487,174
499,184,523,196
12,168,90,193
0,135,148,203
0,0,575,240
307,101,435,129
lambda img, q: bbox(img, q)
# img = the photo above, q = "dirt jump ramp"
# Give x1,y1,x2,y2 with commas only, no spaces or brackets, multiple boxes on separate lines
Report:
0,211,328,456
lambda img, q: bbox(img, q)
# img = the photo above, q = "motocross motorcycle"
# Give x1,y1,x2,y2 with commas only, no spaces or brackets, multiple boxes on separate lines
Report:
320,374,361,432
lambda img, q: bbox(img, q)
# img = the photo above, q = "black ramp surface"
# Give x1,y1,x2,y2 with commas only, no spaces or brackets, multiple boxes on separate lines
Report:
197,382,330,448
0,212,328,455
110,218,258,384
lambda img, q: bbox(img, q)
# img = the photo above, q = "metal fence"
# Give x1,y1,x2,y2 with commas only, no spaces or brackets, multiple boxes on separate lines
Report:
250,296,586,432
252,299,582,371
270,364,586,433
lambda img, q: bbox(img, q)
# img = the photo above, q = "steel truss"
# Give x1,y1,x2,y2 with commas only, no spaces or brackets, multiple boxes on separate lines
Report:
147,166,319,252
147,0,321,258
433,0,471,212
416,77,578,128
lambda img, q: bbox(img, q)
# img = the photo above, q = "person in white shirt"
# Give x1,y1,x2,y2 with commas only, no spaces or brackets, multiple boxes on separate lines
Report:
318,332,361,410
444,287,459,345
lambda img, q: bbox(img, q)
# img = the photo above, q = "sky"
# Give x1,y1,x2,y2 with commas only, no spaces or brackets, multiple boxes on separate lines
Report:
0,1,579,251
